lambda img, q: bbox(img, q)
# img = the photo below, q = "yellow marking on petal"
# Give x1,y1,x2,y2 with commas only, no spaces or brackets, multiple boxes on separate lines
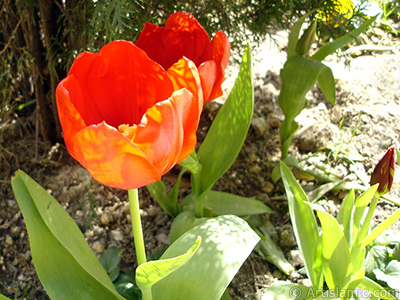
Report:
118,124,138,140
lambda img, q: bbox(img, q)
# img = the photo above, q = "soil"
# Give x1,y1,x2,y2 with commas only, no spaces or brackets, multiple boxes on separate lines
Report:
1,27,400,300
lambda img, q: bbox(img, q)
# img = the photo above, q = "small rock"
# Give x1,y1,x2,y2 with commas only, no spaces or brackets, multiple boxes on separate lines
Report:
92,241,105,254
288,250,304,268
269,116,280,128
5,235,14,247
272,269,283,279
22,251,31,261
261,182,274,194
148,206,161,217
110,230,124,241
278,225,297,248
123,202,131,214
249,165,262,174
251,117,268,136
100,213,114,225
7,200,16,208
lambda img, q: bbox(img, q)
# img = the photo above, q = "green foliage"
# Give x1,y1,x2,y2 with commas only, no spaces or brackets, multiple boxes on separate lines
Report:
11,170,125,300
267,162,400,300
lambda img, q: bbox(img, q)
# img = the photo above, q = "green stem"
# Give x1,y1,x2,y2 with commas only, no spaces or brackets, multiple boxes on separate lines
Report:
128,189,152,300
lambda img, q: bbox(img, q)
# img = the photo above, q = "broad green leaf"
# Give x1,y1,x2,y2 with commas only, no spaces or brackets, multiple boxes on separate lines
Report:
346,268,366,291
364,245,388,276
146,179,179,217
169,211,209,243
99,246,121,282
337,189,355,246
136,237,201,291
311,16,377,61
203,190,273,216
359,276,398,300
262,282,316,300
11,171,125,300
287,13,312,58
278,56,334,123
280,161,322,289
152,215,260,300
317,210,352,290
374,260,400,290
196,44,253,195
0,295,11,300
363,207,400,248
317,66,335,105
179,151,201,174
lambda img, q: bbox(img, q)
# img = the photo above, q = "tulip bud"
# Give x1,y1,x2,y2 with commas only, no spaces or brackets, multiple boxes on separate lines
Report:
370,147,396,195
296,20,317,56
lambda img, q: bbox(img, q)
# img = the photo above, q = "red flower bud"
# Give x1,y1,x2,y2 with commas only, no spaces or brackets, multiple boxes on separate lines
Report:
370,147,396,195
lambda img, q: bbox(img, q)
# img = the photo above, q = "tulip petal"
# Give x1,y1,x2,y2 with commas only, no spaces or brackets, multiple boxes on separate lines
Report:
136,12,210,70
209,31,231,70
134,88,198,175
56,75,88,158
198,60,218,102
73,122,160,190
167,58,203,162
68,40,174,128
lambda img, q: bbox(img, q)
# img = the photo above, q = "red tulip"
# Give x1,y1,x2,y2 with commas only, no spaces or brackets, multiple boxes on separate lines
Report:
136,12,230,103
56,40,203,190
370,147,396,195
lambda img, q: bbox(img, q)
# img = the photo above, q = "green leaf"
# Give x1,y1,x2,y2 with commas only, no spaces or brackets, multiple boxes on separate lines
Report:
280,161,322,289
337,189,355,246
169,211,209,243
203,190,273,216
196,43,253,195
374,260,400,290
363,207,400,248
310,16,377,61
152,215,260,300
317,210,352,290
136,237,201,291
179,151,201,174
359,276,398,300
0,295,12,300
364,245,388,276
11,171,125,300
263,282,316,300
287,13,312,58
99,246,121,282
247,216,294,275
146,179,179,217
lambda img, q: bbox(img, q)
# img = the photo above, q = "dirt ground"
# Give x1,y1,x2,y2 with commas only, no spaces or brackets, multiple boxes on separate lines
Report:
1,27,400,299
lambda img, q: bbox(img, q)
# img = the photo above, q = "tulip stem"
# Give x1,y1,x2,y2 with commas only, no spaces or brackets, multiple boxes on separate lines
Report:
128,189,147,266
128,189,153,300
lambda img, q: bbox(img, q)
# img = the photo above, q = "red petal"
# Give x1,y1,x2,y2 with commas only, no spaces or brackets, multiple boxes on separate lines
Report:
167,58,203,161
73,122,160,189
209,31,231,69
198,60,218,103
68,40,174,128
134,88,199,175
55,75,87,158
136,12,210,70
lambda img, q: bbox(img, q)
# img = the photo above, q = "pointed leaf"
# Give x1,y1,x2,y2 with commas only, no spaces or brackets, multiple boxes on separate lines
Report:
337,189,355,245
317,210,352,290
196,44,253,195
359,276,398,300
0,295,12,300
146,179,179,217
152,215,260,300
203,190,273,216
287,12,312,58
311,16,377,61
280,161,322,289
136,237,201,291
11,171,125,300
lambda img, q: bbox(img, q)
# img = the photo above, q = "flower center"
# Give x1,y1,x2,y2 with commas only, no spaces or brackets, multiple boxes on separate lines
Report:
118,124,137,140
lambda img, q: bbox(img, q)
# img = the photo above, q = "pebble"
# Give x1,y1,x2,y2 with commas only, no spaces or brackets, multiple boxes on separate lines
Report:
249,165,262,174
7,200,16,208
110,230,124,241
251,117,268,136
92,241,105,254
261,182,274,194
100,213,114,225
272,269,283,279
288,250,304,268
148,206,161,217
268,116,280,128
155,233,169,245
5,235,14,247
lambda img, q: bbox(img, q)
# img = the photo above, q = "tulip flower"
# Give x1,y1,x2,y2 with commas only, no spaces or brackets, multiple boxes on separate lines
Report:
370,147,396,195
136,11,230,103
56,40,203,190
